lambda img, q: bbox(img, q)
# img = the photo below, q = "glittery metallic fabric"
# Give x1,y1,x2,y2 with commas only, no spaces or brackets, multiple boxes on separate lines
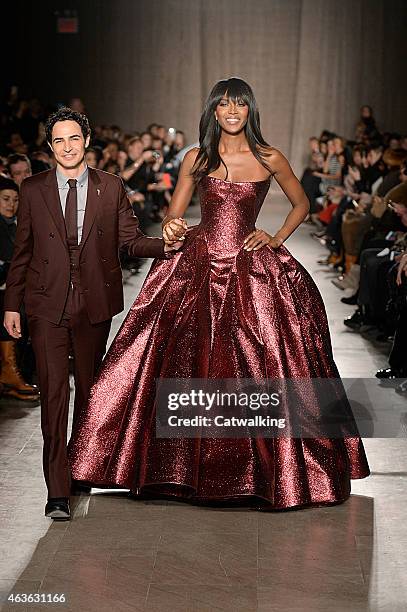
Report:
68,175,370,510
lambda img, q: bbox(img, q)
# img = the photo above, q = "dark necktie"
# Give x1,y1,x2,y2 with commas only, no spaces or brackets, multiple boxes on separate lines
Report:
65,178,78,246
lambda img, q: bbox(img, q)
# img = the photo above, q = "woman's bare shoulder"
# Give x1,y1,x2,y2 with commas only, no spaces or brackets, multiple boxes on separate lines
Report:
257,145,290,176
183,147,201,165
257,145,285,161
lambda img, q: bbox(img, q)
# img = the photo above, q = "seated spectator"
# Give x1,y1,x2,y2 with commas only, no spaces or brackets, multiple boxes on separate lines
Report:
6,131,28,155
85,146,102,168
140,131,153,150
7,153,32,186
343,182,407,332
301,137,324,214
355,105,381,146
99,139,123,174
0,178,38,401
312,137,342,195
377,250,407,393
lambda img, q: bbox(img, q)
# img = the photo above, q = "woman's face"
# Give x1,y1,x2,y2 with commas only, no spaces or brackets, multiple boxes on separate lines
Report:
0,189,19,218
215,94,249,134
353,150,362,166
309,138,319,152
85,151,98,167
361,106,372,118
106,142,119,160
175,132,185,150
327,140,336,155
333,138,343,154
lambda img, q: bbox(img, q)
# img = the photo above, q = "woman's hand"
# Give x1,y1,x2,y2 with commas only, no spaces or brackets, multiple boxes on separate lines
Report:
396,253,407,286
243,228,283,251
162,217,188,245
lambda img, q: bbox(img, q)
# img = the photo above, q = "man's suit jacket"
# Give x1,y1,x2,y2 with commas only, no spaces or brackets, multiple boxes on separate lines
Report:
4,166,170,324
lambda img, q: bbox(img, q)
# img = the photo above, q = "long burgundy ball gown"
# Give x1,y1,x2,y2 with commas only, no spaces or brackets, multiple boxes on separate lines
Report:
68,174,370,510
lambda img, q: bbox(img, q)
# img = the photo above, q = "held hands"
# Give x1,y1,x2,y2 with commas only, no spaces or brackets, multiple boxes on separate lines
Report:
3,312,22,339
162,217,188,252
243,228,283,251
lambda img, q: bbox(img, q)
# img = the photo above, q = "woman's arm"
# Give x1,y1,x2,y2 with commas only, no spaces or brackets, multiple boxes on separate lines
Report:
268,148,310,243
244,148,310,251
162,147,199,243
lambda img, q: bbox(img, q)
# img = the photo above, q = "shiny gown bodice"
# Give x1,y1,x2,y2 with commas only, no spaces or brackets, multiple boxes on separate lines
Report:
197,175,271,257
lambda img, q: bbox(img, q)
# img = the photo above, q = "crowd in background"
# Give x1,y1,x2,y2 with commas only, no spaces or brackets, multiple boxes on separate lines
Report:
301,105,407,394
0,89,188,402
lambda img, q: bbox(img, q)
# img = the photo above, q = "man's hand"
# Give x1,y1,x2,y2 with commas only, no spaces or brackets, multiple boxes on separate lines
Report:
243,228,283,251
164,240,184,253
162,218,188,245
4,311,22,339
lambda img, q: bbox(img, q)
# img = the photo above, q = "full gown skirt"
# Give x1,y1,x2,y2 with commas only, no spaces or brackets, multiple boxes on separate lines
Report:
68,175,370,510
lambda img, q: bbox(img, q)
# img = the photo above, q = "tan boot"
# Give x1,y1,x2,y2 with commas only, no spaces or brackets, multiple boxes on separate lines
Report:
2,387,39,402
0,341,39,396
344,254,358,273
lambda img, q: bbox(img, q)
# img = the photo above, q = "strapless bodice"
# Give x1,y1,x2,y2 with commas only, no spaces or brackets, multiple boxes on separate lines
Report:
197,175,271,256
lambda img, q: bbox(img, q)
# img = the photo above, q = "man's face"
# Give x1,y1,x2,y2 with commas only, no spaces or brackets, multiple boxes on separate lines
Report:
9,133,28,154
367,150,380,166
10,160,31,186
152,138,162,151
0,189,19,218
141,133,153,149
128,141,143,160
49,120,90,170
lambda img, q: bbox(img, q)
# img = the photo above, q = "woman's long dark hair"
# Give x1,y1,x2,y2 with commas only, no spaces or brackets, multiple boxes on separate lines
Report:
191,77,274,183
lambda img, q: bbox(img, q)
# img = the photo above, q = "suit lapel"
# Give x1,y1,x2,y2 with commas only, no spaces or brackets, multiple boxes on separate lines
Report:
40,168,68,247
79,167,106,252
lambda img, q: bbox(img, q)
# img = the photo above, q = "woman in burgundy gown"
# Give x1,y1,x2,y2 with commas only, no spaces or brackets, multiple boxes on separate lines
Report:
68,77,369,509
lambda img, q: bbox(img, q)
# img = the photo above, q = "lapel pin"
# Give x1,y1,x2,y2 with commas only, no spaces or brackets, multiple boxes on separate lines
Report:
97,188,101,196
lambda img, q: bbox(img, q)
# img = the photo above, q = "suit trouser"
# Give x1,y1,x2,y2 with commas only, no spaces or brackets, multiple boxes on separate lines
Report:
28,286,111,498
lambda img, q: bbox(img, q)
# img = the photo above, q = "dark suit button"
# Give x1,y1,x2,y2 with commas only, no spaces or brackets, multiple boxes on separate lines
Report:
49,232,55,238
98,229,103,236
105,282,110,287
84,288,89,292
101,257,107,262
40,285,45,291
44,259,49,264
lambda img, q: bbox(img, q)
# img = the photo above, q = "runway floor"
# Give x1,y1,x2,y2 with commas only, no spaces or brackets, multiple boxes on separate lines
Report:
1,188,406,611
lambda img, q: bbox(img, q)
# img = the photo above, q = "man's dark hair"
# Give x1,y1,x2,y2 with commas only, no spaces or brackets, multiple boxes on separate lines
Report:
7,153,32,170
367,144,384,153
45,106,91,143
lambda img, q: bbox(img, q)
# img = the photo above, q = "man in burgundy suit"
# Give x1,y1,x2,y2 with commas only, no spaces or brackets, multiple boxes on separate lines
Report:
3,107,184,520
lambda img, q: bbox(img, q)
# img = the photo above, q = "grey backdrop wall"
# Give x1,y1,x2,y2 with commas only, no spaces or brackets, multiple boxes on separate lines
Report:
12,0,407,173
